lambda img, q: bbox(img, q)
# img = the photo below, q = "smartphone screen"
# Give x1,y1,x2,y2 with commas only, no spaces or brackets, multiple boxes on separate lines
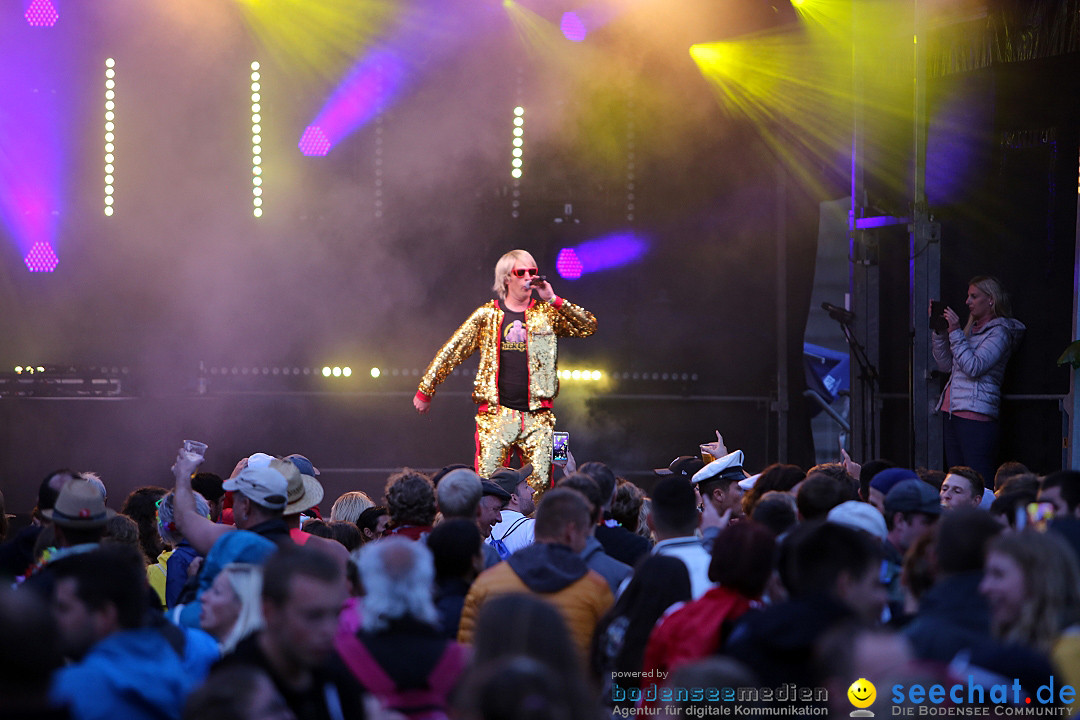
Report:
552,432,569,462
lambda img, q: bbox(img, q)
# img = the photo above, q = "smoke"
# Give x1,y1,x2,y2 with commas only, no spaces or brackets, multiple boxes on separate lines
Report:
0,0,819,493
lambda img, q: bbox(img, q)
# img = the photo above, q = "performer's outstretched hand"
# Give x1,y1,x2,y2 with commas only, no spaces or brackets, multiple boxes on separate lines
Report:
414,395,431,414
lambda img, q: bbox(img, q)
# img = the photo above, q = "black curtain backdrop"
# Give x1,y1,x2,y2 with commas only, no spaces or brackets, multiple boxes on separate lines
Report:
915,53,1079,473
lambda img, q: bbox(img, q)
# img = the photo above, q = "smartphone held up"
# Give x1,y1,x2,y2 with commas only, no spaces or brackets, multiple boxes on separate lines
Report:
930,301,949,333
552,431,569,464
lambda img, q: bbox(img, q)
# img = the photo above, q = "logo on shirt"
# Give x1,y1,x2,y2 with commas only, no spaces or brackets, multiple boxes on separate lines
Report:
503,320,526,352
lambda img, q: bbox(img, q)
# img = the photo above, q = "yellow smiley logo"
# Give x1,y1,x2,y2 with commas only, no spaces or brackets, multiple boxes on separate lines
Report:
847,678,876,709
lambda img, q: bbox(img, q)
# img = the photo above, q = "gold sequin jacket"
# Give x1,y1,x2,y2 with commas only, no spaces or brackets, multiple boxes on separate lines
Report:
416,296,597,411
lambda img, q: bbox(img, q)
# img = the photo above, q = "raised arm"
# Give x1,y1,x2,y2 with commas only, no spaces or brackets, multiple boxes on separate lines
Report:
173,449,232,555
543,293,597,338
528,276,596,338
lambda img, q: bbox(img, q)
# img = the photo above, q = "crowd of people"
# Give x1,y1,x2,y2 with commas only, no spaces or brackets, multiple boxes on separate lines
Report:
3,442,1080,720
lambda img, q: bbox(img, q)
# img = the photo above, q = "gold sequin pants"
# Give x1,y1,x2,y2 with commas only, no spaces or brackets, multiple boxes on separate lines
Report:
475,405,555,497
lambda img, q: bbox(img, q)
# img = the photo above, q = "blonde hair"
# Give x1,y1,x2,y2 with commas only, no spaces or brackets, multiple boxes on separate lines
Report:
330,491,375,524
965,276,1012,335
217,563,264,653
986,530,1080,653
492,250,536,300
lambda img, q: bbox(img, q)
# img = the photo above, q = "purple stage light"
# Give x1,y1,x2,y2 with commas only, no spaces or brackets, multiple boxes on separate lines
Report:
24,0,59,27
24,242,58,272
561,12,586,43
303,50,406,154
303,0,491,154
0,27,64,274
558,233,648,279
298,125,331,156
576,232,648,272
556,248,583,279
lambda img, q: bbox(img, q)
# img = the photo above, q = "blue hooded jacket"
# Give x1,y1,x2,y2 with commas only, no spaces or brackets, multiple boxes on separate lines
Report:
51,627,200,720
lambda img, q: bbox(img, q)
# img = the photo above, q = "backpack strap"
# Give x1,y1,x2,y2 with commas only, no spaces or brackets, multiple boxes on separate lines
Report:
335,629,464,718
500,516,529,541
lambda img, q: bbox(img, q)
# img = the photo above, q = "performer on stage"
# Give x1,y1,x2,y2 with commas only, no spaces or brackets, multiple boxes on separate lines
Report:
413,249,597,496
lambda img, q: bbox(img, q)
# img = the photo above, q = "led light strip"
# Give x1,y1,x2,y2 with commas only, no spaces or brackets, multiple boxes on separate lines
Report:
251,62,263,218
104,58,116,216
511,106,524,181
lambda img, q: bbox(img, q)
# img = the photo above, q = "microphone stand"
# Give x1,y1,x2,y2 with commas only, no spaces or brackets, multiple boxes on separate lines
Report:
827,309,880,461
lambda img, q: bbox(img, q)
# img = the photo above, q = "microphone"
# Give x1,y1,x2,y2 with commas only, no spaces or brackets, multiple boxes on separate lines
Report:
529,275,547,288
822,301,855,323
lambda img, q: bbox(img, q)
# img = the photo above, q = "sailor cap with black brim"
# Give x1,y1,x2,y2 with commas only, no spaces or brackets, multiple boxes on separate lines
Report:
691,450,748,487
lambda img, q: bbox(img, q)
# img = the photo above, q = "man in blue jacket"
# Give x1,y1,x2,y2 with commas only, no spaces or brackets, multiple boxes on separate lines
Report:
50,545,212,720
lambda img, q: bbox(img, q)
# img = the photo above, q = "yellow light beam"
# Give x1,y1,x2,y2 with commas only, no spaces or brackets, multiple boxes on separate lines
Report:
690,0,920,198
235,0,398,83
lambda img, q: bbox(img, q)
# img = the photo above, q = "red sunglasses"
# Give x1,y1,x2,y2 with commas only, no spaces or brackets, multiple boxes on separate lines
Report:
512,268,539,278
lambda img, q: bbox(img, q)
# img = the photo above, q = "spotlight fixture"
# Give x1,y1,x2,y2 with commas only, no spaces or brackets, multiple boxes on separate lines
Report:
511,106,524,180
556,248,583,280
251,62,263,217
557,369,605,382
511,67,524,219
24,242,59,273
104,58,116,217
560,12,586,43
24,0,58,27
298,126,330,157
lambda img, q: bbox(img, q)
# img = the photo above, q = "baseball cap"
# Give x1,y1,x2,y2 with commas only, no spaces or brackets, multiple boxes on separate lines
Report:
489,464,533,496
246,452,275,469
222,466,289,511
284,453,320,478
827,500,887,541
870,467,919,495
884,479,942,516
654,455,705,479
